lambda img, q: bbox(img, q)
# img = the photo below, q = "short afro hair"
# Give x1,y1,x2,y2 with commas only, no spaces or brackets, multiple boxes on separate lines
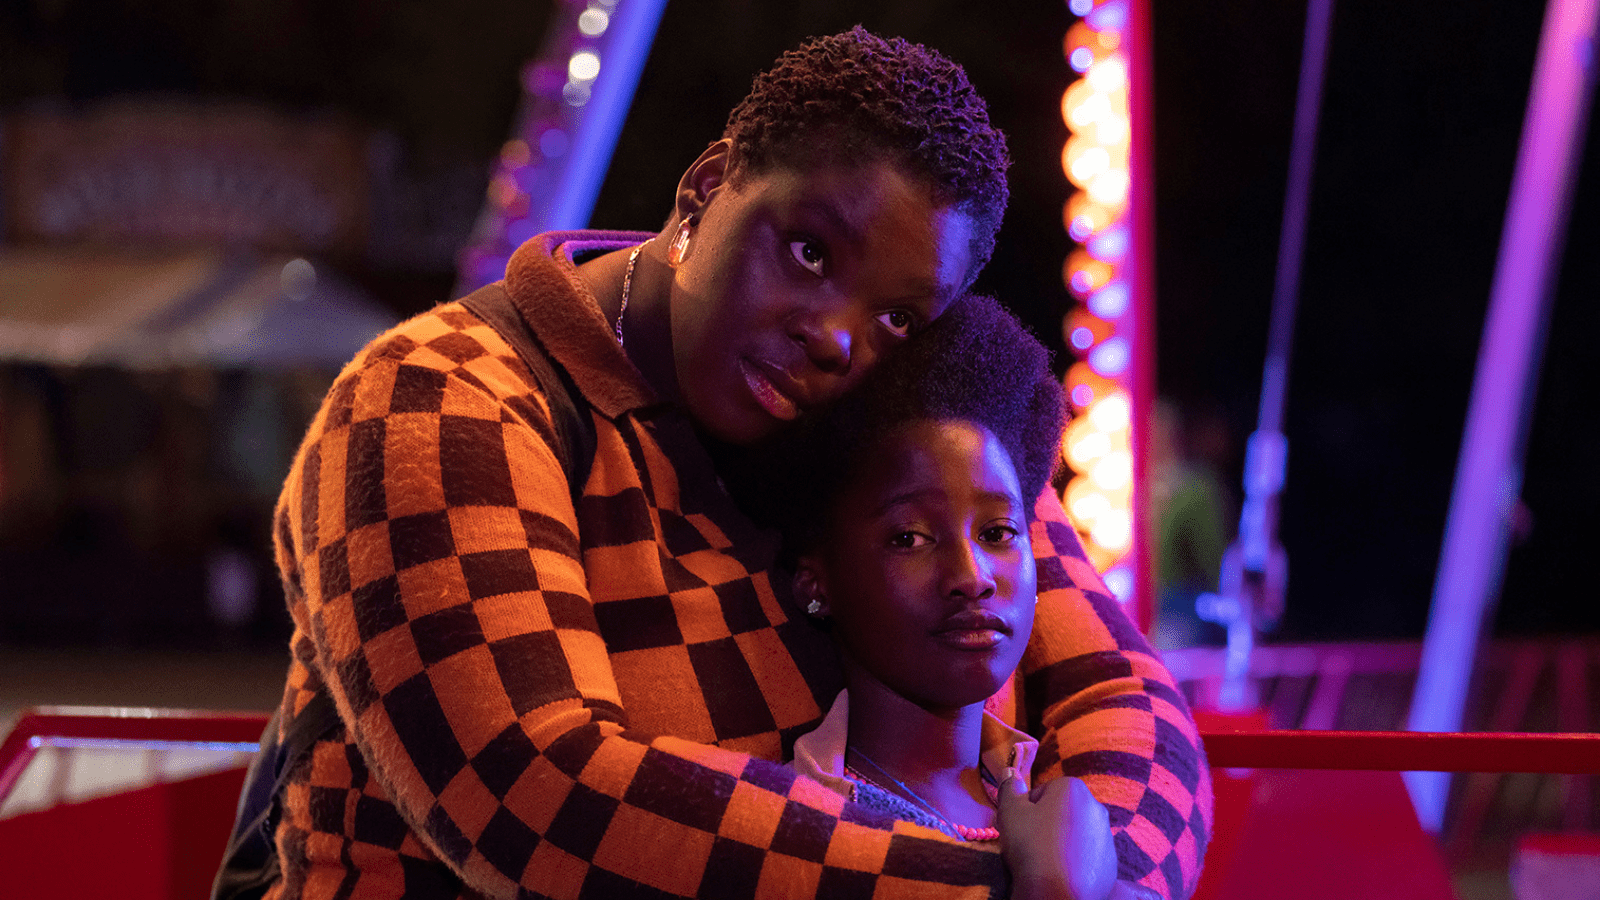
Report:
723,26,1011,286
730,293,1067,556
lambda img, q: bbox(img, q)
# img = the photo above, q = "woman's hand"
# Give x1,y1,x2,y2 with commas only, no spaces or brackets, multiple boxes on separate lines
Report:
997,773,1117,900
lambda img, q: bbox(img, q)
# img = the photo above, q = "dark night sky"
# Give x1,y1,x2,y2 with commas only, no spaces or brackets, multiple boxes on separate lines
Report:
2,0,1595,641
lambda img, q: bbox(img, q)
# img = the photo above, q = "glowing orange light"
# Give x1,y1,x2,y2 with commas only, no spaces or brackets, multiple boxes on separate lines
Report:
1064,251,1114,297
500,139,532,168
1060,4,1139,595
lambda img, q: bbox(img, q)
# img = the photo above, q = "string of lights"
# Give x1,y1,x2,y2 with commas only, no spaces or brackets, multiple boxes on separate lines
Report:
1059,0,1149,624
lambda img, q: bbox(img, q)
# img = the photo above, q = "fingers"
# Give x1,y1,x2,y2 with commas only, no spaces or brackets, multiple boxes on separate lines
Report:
1001,767,1023,792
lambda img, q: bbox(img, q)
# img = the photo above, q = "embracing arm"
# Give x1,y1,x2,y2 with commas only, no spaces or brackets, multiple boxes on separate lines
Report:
276,308,1014,899
1020,490,1213,900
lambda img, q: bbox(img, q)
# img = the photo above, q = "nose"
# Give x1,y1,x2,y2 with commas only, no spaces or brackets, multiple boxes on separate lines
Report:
787,301,859,375
944,538,997,602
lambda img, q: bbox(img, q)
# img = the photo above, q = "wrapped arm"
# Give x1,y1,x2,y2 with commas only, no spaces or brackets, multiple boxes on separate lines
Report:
276,314,1014,898
1021,490,1213,900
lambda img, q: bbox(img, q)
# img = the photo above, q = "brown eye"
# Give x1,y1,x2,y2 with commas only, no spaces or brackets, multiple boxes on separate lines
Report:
875,309,915,337
889,530,931,549
789,240,826,276
979,524,1020,545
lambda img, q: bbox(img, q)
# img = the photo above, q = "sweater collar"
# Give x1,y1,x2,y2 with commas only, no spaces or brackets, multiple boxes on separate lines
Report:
502,230,659,420
790,689,1039,798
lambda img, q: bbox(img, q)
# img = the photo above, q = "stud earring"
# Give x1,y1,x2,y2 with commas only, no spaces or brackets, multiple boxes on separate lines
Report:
806,598,825,617
667,218,694,267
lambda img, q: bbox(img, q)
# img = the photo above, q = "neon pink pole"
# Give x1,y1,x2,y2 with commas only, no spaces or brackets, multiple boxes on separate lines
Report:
1128,0,1157,634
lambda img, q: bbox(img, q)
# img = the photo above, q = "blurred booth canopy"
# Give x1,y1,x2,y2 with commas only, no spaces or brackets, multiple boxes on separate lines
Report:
0,99,404,369
0,247,395,369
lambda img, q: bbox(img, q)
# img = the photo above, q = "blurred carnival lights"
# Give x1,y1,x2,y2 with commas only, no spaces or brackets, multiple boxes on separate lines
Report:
457,0,666,291
1059,0,1150,623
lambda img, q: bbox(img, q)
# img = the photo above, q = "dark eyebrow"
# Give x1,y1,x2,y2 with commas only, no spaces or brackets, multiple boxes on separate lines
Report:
871,488,940,518
870,488,1021,518
795,197,865,247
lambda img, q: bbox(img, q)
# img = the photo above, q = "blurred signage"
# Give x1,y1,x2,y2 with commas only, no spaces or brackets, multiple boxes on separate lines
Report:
3,101,369,256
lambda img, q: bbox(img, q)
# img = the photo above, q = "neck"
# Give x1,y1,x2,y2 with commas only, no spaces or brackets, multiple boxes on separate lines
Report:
574,231,680,403
843,663,991,824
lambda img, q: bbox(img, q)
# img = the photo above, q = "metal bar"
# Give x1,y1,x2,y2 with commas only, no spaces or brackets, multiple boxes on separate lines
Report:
1257,0,1336,438
0,707,270,803
1406,0,1600,832
1209,0,1337,710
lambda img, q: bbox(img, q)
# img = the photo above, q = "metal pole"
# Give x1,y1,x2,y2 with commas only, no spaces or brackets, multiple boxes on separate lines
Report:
1405,0,1600,833
1202,0,1336,710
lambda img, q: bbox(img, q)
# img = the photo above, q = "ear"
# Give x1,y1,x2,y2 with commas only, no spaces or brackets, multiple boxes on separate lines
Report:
674,138,732,224
792,559,831,618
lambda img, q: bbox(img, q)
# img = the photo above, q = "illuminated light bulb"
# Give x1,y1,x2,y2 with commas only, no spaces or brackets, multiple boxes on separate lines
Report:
1092,115,1129,146
1069,214,1096,241
568,51,601,82
1091,509,1133,552
1102,566,1134,602
1088,336,1130,376
1069,430,1110,466
1088,55,1127,93
1086,0,1129,31
1091,451,1133,491
1089,393,1130,431
1069,92,1112,129
1071,490,1111,524
489,174,520,207
1065,194,1120,237
1088,167,1130,204
1065,253,1113,297
1069,0,1095,15
1087,225,1129,262
1070,326,1096,351
1071,383,1095,408
578,8,610,35
1070,46,1095,72
1070,147,1110,185
1096,29,1122,50
500,139,531,168
1088,281,1129,318
281,258,315,299
562,81,591,106
1062,80,1099,126
540,128,570,158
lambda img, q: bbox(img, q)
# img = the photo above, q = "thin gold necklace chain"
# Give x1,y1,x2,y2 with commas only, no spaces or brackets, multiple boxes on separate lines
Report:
616,240,649,347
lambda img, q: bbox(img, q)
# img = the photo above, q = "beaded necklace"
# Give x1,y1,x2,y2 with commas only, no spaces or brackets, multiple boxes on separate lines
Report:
845,747,1000,842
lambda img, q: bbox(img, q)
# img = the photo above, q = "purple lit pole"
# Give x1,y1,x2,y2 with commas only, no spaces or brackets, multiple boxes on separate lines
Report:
1405,0,1599,833
458,0,668,291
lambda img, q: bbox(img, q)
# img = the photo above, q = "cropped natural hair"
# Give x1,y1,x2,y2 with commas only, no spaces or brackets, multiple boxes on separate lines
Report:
728,294,1067,556
723,26,1011,286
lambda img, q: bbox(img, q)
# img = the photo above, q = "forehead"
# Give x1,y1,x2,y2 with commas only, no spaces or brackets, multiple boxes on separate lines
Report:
849,420,1021,505
730,158,976,299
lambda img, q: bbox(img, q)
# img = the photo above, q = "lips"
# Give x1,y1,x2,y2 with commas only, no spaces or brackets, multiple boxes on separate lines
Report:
738,358,805,421
934,609,1012,651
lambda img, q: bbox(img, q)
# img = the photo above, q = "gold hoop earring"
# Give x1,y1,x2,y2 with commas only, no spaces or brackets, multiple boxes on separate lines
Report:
667,219,693,267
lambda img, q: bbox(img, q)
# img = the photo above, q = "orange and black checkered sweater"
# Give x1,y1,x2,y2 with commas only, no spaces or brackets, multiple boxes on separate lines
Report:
269,232,1211,900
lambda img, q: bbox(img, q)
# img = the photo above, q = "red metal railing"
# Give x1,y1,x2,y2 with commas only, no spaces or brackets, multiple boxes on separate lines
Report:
1201,728,1600,774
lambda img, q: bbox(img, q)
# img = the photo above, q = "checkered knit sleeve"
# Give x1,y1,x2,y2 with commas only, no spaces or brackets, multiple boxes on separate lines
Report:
274,305,1017,899
1021,489,1214,899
